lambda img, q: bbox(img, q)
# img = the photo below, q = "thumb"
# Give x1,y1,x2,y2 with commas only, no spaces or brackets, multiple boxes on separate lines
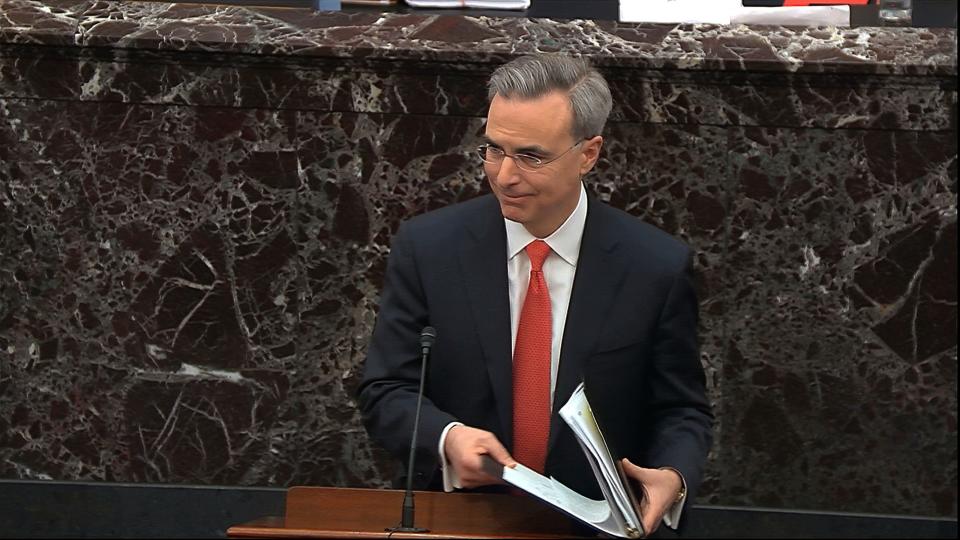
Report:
621,458,647,477
485,440,518,468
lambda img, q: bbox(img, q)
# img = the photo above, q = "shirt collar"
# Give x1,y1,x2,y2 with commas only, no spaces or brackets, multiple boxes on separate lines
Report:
505,183,587,267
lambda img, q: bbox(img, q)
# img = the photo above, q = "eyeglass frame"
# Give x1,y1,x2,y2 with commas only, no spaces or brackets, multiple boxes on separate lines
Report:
475,138,588,172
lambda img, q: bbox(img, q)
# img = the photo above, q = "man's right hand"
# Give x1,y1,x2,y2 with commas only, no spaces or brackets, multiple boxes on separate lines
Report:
444,425,517,489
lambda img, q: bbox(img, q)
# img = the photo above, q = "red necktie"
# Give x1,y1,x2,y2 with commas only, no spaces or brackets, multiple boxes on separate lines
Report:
512,239,552,474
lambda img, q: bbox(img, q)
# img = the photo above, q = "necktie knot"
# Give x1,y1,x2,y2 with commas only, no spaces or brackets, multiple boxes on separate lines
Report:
525,240,551,272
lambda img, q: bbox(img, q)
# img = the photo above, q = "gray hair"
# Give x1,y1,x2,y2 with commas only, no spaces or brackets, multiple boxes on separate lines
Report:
487,54,613,140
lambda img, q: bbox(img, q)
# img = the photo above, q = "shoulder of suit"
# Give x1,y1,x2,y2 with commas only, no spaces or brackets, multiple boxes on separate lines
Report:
399,194,497,239
401,194,503,246
591,199,692,270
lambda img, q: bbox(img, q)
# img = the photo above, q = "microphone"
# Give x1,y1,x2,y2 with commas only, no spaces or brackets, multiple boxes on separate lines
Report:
419,326,437,356
388,326,437,533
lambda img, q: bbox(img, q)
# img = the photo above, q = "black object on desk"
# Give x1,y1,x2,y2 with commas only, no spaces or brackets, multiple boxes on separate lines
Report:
528,0,618,20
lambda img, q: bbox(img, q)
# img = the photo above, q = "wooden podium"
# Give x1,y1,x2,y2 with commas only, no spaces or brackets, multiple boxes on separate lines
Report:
227,486,587,539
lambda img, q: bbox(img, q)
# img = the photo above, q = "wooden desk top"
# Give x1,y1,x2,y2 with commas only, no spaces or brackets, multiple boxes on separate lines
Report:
227,487,588,539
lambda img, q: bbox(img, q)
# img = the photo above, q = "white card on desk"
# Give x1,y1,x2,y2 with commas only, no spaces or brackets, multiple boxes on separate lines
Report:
620,0,849,26
620,0,740,24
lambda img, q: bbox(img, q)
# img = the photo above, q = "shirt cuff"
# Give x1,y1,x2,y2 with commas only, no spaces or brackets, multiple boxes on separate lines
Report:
660,467,687,530
438,421,464,492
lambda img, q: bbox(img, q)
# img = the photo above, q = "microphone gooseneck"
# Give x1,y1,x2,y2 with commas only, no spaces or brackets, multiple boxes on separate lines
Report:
388,326,437,534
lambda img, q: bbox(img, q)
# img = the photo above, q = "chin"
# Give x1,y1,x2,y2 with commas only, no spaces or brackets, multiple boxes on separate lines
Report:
497,203,527,224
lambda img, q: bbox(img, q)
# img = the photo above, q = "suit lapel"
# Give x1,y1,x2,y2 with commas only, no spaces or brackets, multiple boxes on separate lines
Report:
458,196,513,447
549,199,627,455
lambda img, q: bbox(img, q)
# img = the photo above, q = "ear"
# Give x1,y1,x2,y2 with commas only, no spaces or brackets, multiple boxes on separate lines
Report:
579,135,603,176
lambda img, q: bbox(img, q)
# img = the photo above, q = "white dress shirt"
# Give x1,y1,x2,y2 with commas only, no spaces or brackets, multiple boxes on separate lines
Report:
503,182,588,406
436,184,685,528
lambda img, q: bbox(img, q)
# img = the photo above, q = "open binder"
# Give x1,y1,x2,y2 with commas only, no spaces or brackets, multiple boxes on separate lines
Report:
483,383,646,539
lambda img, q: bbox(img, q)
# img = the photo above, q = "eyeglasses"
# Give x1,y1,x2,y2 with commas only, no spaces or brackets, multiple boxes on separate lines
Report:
476,140,585,172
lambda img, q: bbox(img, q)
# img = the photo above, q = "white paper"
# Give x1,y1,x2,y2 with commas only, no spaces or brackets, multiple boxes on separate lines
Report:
500,462,640,538
491,383,647,539
405,0,530,9
560,387,640,532
620,0,849,27
732,7,849,26
620,0,740,24
501,463,611,524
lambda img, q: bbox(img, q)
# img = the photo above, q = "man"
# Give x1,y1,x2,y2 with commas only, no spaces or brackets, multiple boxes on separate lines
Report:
358,54,713,534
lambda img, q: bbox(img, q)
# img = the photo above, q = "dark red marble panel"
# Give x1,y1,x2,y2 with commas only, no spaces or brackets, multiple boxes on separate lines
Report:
0,96,485,488
0,0,91,45
715,126,956,514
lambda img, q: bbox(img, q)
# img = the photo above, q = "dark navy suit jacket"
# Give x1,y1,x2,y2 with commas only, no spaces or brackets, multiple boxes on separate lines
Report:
358,193,713,507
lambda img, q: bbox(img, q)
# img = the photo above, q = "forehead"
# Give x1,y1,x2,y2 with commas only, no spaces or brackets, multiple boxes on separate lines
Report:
484,91,573,149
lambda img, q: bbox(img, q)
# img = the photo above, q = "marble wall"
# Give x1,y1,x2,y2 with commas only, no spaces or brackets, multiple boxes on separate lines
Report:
0,0,956,517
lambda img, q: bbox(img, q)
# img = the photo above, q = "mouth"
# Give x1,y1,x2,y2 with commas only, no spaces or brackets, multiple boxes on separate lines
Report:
499,192,532,202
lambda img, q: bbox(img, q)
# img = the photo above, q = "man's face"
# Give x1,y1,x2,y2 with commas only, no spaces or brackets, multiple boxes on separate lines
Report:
483,91,602,238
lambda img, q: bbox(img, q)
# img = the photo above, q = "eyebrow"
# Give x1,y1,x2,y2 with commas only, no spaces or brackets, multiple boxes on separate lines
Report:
481,135,551,156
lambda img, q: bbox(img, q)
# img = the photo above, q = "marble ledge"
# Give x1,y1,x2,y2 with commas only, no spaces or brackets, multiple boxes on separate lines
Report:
0,0,955,76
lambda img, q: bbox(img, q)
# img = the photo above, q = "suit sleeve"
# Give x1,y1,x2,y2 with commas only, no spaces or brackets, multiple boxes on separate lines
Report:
356,222,458,488
643,252,714,507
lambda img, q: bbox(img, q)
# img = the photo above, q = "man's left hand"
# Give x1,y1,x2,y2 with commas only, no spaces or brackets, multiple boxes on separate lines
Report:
620,458,683,536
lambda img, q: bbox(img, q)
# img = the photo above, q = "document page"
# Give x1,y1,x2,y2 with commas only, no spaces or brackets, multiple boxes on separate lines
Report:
496,460,642,538
560,385,642,533
500,463,610,524
620,0,739,24
488,384,648,539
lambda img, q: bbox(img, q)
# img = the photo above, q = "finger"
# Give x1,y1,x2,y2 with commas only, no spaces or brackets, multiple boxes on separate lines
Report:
455,463,486,489
643,492,667,535
480,438,517,468
459,468,503,488
638,494,664,537
462,454,507,487
459,475,488,489
643,515,660,537
636,479,655,535
467,458,507,485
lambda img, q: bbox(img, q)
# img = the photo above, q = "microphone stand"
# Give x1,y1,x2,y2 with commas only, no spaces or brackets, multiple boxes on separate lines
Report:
386,327,435,533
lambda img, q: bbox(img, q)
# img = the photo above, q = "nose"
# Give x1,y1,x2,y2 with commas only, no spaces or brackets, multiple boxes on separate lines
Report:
493,155,523,186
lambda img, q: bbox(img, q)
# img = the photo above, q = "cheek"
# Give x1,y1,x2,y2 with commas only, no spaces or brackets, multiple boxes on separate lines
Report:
483,163,499,182
548,175,580,201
